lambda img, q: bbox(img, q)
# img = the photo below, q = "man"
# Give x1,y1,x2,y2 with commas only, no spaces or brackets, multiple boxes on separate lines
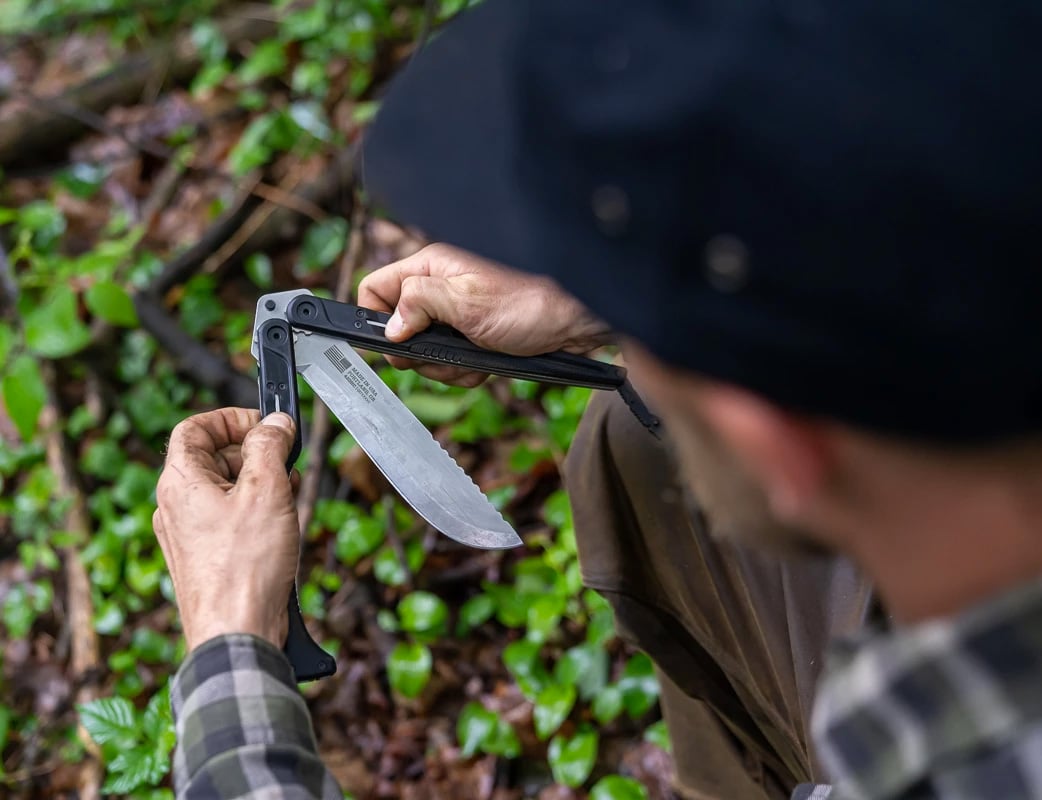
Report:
155,1,1042,799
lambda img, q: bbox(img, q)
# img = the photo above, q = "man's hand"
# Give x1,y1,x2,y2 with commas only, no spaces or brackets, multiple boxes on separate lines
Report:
358,243,612,386
153,408,299,652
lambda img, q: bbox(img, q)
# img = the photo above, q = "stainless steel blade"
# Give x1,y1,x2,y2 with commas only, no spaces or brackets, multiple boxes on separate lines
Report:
291,330,521,550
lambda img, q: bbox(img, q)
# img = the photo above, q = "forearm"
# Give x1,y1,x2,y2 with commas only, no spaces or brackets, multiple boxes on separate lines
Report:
170,634,341,800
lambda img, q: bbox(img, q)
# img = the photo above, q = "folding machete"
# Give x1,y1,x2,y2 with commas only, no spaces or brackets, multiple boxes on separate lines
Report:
251,289,659,681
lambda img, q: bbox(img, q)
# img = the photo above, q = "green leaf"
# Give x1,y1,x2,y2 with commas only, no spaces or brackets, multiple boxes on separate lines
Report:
23,286,92,358
402,391,470,426
228,112,276,174
131,627,176,664
292,61,328,95
327,431,356,462
586,606,616,647
17,200,66,247
534,683,576,740
237,39,287,84
554,643,608,701
244,253,273,288
3,354,46,441
485,716,521,758
111,463,156,510
397,591,448,637
456,593,495,635
190,19,227,61
457,702,496,758
525,594,565,644
590,776,649,800
542,489,572,530
179,275,223,336
79,697,137,746
372,546,407,586
386,641,431,698
55,162,109,198
0,705,10,754
103,750,165,794
143,686,172,740
376,609,399,633
351,100,381,125
85,281,138,326
0,322,13,366
643,719,671,753
592,684,624,725
334,512,385,565
619,653,660,718
297,218,348,276
548,727,599,788
287,100,331,141
93,599,126,636
80,438,128,480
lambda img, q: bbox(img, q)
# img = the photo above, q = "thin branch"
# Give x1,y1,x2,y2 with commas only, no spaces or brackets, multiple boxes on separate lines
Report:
296,198,368,535
132,293,257,408
149,179,263,296
40,371,102,798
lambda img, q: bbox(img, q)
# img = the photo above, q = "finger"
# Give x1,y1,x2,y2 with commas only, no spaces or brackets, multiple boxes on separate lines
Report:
165,408,262,475
358,248,438,312
386,274,462,341
214,444,244,480
235,413,296,494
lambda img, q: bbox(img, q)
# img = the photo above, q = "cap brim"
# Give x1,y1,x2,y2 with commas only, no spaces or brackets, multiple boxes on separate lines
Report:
363,0,527,268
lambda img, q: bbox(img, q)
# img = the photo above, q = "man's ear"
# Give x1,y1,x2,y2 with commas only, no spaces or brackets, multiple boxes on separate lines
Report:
695,382,833,521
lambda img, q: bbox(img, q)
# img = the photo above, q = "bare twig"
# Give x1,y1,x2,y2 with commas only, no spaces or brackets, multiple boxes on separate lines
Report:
132,293,257,408
382,492,413,591
149,179,263,296
251,181,328,223
40,371,102,800
296,198,368,534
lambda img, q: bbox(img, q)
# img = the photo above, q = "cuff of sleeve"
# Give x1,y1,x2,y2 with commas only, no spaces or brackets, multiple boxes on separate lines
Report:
170,634,317,786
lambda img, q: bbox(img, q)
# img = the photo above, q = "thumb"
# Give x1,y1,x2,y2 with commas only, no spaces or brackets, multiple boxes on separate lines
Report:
386,275,460,341
236,413,295,491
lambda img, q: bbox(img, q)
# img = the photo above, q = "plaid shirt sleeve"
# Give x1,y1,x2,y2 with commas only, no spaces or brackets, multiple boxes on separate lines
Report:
169,634,342,799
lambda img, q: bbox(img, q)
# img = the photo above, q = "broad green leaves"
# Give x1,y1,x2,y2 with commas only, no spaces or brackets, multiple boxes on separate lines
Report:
85,281,138,327
386,642,432,698
590,776,650,800
397,591,449,640
80,687,175,795
548,727,598,787
457,703,520,759
297,218,349,277
534,683,576,740
3,354,46,441
79,697,137,747
23,286,91,358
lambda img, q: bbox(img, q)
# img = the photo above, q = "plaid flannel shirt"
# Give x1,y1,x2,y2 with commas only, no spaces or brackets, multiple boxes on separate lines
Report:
811,578,1042,800
170,634,341,799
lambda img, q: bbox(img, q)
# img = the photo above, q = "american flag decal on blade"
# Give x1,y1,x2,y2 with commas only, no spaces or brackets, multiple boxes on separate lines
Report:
324,345,350,373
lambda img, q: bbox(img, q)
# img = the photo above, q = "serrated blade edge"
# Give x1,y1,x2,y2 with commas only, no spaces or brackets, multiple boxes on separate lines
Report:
293,331,521,550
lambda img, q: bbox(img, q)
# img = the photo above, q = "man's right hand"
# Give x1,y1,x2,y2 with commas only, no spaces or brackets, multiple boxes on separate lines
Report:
357,243,612,386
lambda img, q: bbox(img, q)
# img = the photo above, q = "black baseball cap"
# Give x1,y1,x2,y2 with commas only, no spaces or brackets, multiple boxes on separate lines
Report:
364,0,1042,443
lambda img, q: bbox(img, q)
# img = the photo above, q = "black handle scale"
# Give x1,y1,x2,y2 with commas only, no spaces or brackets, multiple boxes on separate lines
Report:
257,319,337,682
286,295,628,390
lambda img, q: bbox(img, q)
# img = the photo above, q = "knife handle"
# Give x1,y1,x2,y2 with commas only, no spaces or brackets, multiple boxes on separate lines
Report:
285,295,627,389
256,319,337,682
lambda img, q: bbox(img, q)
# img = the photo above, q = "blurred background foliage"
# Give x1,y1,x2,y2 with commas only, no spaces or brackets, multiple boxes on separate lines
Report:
0,1,670,798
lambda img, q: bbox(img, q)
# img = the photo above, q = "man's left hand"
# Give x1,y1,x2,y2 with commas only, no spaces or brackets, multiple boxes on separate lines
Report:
153,408,300,651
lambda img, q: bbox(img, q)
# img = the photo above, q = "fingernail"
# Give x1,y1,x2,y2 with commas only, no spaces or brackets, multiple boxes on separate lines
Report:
386,313,404,338
261,412,294,430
